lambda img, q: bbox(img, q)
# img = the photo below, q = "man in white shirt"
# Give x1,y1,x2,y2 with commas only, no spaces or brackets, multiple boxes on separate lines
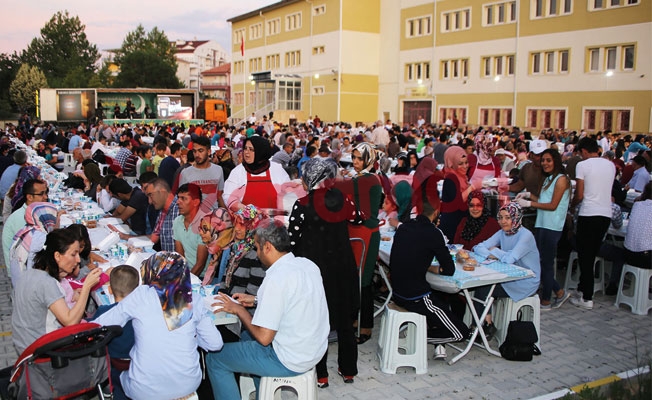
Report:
370,121,389,148
206,220,329,399
248,113,257,125
570,137,615,310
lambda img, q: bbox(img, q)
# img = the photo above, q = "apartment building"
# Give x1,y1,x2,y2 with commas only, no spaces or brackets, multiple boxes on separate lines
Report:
229,0,651,132
173,40,230,90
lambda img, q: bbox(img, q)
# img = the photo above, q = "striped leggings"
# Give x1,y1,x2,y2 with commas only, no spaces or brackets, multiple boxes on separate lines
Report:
394,292,469,344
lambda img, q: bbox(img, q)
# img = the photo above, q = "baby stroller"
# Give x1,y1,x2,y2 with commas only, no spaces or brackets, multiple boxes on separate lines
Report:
7,323,122,400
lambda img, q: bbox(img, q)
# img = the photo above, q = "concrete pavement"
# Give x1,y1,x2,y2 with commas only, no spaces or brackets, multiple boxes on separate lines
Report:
0,235,649,399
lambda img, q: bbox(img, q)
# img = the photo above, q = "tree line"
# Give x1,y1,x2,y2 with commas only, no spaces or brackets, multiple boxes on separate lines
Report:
1,10,184,118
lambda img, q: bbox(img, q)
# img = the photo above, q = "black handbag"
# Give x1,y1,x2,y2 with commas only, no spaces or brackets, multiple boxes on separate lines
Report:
499,318,541,361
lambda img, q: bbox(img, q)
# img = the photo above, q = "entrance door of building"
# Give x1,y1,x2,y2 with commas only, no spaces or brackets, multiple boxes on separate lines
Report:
403,101,432,126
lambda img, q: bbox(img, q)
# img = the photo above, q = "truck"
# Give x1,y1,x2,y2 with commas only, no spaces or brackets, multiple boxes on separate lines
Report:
38,88,204,125
197,99,229,124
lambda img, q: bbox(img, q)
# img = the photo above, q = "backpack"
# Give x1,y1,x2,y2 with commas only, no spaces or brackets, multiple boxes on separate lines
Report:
498,318,541,362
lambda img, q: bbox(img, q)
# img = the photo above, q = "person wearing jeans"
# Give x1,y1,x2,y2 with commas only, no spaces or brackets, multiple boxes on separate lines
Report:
571,137,615,309
206,220,329,399
516,148,571,309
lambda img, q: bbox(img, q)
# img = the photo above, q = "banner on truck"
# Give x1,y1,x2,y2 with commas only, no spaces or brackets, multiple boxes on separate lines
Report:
56,89,96,121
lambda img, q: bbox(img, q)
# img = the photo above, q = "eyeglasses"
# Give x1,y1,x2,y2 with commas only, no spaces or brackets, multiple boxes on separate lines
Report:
28,191,48,197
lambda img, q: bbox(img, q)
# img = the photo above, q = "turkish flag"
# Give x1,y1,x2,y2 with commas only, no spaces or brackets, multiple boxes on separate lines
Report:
240,36,244,57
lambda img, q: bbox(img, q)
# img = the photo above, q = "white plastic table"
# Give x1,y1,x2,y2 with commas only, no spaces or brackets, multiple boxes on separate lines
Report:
378,233,534,364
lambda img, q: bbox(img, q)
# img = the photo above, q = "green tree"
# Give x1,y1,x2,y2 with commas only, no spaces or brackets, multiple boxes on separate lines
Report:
88,59,117,88
114,49,183,88
9,64,48,114
113,25,182,88
0,53,21,118
22,10,100,88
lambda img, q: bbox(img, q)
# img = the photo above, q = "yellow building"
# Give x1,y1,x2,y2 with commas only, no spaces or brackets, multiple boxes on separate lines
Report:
230,0,652,133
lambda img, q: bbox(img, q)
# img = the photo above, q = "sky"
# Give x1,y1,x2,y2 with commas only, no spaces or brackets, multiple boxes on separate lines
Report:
0,0,278,57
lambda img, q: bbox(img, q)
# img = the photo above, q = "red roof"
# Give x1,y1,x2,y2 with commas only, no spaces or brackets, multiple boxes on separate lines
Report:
173,40,210,54
202,63,231,75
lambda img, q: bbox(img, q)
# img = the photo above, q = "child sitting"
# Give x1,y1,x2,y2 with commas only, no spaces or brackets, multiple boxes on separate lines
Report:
152,142,167,174
92,265,138,400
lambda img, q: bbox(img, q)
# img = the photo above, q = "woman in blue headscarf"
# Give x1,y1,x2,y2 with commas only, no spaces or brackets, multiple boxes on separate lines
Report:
93,251,223,399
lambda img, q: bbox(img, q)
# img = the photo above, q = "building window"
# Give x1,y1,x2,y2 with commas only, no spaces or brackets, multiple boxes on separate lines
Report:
482,54,515,78
278,80,301,110
441,59,469,80
266,54,280,70
531,49,570,74
286,12,302,31
439,107,468,125
586,44,636,73
233,61,244,75
249,23,262,40
441,8,471,32
233,29,245,45
590,0,638,10
285,50,301,67
267,18,280,36
622,45,635,70
312,86,325,96
583,108,633,131
312,46,325,55
482,57,491,77
233,92,244,106
406,62,431,81
532,0,572,17
313,4,326,16
406,15,432,38
249,57,262,73
479,107,513,126
560,50,569,73
526,108,567,129
484,1,517,26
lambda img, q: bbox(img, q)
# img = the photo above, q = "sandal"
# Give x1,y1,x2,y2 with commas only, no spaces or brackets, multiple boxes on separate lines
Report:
356,333,371,344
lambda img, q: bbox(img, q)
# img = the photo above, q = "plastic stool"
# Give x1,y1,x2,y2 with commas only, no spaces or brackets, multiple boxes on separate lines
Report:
493,295,541,349
258,368,317,400
376,303,428,374
124,176,139,186
563,252,606,295
239,375,256,400
615,264,652,315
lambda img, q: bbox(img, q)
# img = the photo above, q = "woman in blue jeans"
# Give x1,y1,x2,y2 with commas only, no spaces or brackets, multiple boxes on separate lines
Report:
515,149,571,309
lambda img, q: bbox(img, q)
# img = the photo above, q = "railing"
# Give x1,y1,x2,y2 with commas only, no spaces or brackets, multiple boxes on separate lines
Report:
228,102,276,127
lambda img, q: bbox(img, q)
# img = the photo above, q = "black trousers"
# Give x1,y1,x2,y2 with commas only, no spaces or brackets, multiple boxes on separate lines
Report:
576,215,611,301
394,292,469,344
316,321,358,379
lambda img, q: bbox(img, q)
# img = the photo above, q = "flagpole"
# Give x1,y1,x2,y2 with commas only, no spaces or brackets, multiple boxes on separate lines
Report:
241,36,246,125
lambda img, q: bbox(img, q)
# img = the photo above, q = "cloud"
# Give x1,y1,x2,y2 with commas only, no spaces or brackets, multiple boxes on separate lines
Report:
0,0,277,55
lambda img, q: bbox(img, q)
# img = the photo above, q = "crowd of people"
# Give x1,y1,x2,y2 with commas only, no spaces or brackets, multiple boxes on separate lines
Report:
2,115,651,399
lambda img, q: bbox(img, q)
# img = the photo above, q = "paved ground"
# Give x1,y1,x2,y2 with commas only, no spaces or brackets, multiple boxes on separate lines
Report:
0,232,649,400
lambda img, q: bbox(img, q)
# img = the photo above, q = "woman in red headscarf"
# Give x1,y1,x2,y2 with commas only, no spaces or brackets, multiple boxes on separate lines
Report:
440,146,477,240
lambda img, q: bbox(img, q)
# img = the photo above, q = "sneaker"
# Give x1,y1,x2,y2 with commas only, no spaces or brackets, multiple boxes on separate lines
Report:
317,378,329,388
434,344,447,360
338,369,354,384
540,301,552,311
567,289,582,299
552,291,571,309
570,296,594,310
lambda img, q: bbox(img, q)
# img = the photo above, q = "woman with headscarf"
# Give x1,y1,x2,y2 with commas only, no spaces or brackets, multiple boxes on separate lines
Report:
82,162,102,200
454,191,500,251
472,202,541,334
387,180,415,229
440,146,476,240
9,202,59,287
467,133,501,182
93,251,223,399
411,157,443,192
199,208,235,286
220,205,267,303
222,136,291,211
289,157,359,387
346,142,382,344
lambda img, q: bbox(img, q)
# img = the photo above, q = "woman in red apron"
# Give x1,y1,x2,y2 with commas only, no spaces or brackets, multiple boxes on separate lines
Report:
223,136,291,211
